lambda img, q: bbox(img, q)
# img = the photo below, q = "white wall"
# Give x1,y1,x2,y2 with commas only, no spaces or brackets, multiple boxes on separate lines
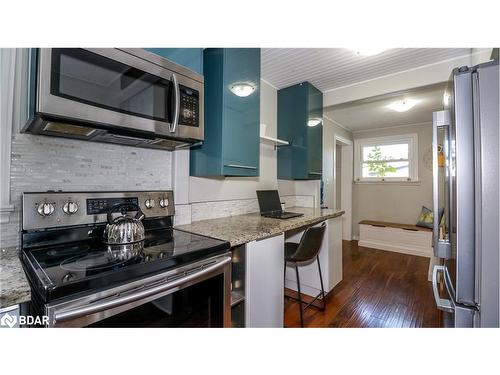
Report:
351,123,433,238
322,116,353,210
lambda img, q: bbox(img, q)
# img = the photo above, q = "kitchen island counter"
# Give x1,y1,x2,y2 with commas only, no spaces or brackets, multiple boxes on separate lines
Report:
175,207,344,247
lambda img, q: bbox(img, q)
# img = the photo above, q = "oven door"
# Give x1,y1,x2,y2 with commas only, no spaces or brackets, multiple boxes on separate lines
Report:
36,48,204,140
46,254,231,328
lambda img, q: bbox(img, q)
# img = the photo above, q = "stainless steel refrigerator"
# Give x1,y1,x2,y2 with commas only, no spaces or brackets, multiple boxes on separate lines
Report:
432,59,499,328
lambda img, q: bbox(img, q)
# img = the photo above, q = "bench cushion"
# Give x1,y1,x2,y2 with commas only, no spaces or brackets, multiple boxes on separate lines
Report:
359,220,432,232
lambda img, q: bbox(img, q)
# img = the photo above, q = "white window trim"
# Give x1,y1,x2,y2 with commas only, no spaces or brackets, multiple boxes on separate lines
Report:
353,133,419,183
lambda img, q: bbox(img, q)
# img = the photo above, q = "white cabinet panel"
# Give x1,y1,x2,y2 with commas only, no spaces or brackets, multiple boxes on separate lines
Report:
285,217,343,297
245,234,284,327
359,223,432,257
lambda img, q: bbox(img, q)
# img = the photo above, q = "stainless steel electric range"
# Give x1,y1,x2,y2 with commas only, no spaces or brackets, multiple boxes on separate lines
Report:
20,190,231,328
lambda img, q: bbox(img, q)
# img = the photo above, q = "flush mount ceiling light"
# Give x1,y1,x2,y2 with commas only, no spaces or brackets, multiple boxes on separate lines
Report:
230,83,255,97
387,99,420,112
307,118,322,127
351,48,388,56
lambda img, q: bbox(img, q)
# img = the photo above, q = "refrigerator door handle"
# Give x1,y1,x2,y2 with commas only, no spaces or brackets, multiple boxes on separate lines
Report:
432,265,455,313
432,111,452,259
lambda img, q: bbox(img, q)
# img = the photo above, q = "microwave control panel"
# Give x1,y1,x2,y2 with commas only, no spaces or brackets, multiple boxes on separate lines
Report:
179,85,199,127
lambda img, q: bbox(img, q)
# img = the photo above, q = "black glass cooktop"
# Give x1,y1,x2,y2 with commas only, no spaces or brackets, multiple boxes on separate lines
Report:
22,229,230,303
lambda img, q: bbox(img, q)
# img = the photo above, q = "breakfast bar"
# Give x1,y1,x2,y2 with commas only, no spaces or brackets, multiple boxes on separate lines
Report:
176,207,345,327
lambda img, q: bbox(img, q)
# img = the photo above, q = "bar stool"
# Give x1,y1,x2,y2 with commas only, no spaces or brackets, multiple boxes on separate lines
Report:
284,222,327,327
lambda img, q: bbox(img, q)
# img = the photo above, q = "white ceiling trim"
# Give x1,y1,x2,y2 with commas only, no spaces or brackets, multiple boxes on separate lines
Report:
260,77,278,90
351,120,432,134
323,114,352,132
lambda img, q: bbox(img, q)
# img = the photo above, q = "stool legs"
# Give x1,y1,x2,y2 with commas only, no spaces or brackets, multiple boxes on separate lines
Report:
316,255,326,311
295,263,304,327
285,257,326,327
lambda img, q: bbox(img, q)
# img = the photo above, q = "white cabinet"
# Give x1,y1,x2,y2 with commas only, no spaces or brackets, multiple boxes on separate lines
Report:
245,234,284,327
285,217,343,297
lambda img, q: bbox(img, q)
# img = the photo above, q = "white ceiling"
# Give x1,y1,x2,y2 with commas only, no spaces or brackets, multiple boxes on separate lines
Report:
261,48,471,91
324,84,446,132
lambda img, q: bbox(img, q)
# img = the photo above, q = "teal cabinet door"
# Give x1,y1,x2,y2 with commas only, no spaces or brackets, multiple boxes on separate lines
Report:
222,49,260,176
277,82,323,180
307,84,323,179
190,48,260,177
144,48,203,74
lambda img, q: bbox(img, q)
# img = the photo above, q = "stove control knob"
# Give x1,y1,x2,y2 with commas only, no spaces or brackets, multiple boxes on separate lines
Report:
63,201,79,215
145,199,155,209
37,202,55,216
159,197,169,208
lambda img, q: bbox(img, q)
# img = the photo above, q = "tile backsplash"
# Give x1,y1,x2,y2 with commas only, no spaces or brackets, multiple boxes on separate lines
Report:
1,133,172,248
189,195,315,222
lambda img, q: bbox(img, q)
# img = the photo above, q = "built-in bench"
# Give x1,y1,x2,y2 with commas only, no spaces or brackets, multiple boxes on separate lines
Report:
358,220,432,258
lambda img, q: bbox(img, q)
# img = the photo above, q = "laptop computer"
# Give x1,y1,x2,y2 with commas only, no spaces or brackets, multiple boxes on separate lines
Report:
256,190,304,219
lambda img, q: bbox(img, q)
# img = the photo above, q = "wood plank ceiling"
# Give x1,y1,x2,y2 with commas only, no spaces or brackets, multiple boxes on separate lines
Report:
261,48,471,91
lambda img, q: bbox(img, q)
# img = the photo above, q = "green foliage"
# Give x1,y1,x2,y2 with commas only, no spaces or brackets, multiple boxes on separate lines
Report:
366,146,397,177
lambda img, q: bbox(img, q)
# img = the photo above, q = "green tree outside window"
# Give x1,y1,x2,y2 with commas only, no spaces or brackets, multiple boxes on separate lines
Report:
366,146,397,177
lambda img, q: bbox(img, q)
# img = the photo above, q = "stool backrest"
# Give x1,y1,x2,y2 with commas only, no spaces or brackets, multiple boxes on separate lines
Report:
294,222,326,261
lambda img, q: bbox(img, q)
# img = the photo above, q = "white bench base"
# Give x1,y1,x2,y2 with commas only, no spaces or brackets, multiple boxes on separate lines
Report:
359,222,432,258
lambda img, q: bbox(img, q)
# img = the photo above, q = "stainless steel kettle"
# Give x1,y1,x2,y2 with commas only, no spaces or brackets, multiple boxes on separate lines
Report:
104,203,145,260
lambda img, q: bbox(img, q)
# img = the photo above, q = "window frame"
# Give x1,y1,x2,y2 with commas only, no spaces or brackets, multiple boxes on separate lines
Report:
353,133,419,183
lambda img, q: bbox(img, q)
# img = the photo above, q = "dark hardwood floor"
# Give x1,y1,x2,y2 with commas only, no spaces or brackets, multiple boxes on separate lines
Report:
284,240,441,328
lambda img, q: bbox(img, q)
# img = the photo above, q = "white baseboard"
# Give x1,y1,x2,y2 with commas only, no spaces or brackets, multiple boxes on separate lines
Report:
358,239,432,258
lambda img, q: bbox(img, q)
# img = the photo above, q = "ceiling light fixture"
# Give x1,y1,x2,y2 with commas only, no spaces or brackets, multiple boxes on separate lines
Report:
230,83,255,97
307,118,322,127
387,99,420,112
351,48,388,56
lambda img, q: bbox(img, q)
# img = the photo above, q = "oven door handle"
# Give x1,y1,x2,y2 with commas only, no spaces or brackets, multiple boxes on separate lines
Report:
53,256,231,324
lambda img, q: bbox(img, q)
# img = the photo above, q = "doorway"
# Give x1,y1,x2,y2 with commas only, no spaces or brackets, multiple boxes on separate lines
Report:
334,136,353,241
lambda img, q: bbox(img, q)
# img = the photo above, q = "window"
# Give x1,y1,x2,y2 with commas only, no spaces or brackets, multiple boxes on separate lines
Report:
354,134,418,182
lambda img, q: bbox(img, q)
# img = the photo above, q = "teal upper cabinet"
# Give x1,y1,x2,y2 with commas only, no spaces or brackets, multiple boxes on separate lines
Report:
190,48,261,177
144,48,203,74
277,82,323,180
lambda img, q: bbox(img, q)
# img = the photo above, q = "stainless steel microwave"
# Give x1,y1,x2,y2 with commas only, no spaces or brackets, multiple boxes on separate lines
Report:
23,48,204,150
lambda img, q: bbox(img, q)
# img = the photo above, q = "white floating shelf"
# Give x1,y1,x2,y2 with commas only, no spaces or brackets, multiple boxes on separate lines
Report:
260,135,289,147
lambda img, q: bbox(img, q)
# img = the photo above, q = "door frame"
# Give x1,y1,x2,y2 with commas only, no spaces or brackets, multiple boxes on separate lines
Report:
334,135,353,241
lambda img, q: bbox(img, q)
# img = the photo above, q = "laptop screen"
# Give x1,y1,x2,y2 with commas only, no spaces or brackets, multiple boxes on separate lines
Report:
256,190,282,214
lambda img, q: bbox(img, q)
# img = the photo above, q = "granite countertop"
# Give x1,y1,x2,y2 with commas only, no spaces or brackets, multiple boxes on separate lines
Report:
175,207,345,247
0,248,31,309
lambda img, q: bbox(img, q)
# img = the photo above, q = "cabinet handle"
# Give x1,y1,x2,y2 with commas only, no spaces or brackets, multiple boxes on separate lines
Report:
224,164,257,170
309,172,322,175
